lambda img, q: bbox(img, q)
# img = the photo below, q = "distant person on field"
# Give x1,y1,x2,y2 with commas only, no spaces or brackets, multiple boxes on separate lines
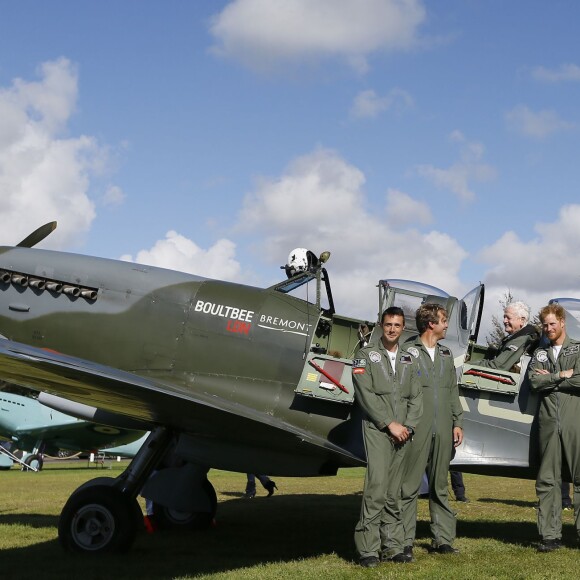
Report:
244,474,277,498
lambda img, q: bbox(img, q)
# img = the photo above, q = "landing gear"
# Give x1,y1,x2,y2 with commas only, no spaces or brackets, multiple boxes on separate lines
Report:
57,427,218,553
58,427,174,554
21,453,43,471
58,484,140,553
152,477,217,530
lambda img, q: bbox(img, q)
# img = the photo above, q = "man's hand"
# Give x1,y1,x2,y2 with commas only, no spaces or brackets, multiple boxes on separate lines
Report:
453,427,463,447
387,421,409,443
535,369,550,375
560,369,573,379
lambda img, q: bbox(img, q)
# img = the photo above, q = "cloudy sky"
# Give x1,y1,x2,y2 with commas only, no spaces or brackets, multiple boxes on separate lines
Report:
1,0,579,338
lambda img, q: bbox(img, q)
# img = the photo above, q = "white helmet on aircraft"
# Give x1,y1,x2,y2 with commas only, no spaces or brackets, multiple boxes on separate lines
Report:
287,248,310,273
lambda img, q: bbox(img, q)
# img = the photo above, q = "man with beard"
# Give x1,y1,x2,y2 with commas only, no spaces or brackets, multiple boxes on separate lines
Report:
529,303,580,552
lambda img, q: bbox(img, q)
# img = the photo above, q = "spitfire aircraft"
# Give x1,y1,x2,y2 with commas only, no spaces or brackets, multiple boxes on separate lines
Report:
0,222,573,554
0,389,146,470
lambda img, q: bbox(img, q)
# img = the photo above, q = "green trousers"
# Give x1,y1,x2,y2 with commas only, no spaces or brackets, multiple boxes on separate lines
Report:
400,422,456,547
354,420,407,559
536,423,580,540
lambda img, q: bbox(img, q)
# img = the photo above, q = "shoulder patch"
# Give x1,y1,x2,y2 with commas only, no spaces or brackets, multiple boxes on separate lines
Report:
439,346,451,357
535,350,548,363
369,351,382,363
399,354,413,364
407,347,420,358
563,344,580,356
352,358,366,368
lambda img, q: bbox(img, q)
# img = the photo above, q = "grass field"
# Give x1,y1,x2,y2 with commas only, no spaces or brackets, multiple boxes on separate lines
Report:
0,460,578,579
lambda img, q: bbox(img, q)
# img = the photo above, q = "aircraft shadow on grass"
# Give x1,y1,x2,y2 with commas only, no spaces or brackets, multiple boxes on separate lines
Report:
478,497,537,508
0,493,559,579
0,513,57,528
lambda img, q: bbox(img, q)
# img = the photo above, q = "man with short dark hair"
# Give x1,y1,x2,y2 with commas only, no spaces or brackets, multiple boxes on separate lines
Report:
400,303,464,556
352,307,422,567
529,303,580,552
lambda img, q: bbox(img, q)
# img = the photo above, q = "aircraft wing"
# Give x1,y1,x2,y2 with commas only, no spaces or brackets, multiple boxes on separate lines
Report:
0,339,363,473
6,419,145,455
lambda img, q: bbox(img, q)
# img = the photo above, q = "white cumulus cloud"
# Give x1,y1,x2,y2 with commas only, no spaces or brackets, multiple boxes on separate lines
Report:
351,88,414,118
209,0,427,73
385,188,432,226
532,63,580,83
505,104,575,138
479,204,580,295
0,58,114,249
235,148,467,319
416,131,496,202
120,231,242,281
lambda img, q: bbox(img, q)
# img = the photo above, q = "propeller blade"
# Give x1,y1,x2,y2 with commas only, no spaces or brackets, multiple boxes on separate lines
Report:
16,221,58,248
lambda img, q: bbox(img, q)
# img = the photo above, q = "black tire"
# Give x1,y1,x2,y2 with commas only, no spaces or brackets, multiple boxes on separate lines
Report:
21,454,43,471
153,477,217,531
58,485,138,553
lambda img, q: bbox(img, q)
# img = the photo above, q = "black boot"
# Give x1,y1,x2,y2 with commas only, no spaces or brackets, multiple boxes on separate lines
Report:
264,480,278,497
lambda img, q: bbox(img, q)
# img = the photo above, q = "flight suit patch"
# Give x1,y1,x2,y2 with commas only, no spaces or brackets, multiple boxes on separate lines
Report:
535,350,548,363
439,346,451,357
563,345,580,356
407,347,420,358
369,351,381,363
353,358,366,368
399,354,413,364
353,368,365,375
507,344,518,352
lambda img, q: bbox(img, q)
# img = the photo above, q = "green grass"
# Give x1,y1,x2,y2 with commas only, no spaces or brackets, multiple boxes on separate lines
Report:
0,461,578,579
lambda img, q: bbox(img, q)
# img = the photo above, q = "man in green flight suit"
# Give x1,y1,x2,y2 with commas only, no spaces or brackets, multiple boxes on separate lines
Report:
478,301,538,372
528,303,580,552
400,303,464,556
352,306,423,568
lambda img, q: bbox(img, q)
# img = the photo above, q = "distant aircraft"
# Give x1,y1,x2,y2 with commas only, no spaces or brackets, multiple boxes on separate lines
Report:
0,390,146,470
0,222,574,553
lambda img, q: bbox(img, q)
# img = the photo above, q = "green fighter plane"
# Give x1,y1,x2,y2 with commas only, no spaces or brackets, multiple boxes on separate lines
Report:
0,222,575,554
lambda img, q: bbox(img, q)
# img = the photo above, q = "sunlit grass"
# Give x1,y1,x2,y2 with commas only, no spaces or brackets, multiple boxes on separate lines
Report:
0,460,578,579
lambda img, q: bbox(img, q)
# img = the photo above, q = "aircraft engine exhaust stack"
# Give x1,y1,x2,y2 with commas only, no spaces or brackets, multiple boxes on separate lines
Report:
62,285,81,297
46,281,63,293
80,288,98,300
11,273,28,287
28,278,46,290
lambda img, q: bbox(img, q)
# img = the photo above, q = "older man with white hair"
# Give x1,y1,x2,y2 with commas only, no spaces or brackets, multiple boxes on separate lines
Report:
479,301,538,371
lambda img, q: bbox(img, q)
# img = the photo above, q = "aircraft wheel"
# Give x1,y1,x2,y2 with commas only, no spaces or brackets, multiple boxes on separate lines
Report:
58,485,137,553
21,454,43,471
153,478,217,530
